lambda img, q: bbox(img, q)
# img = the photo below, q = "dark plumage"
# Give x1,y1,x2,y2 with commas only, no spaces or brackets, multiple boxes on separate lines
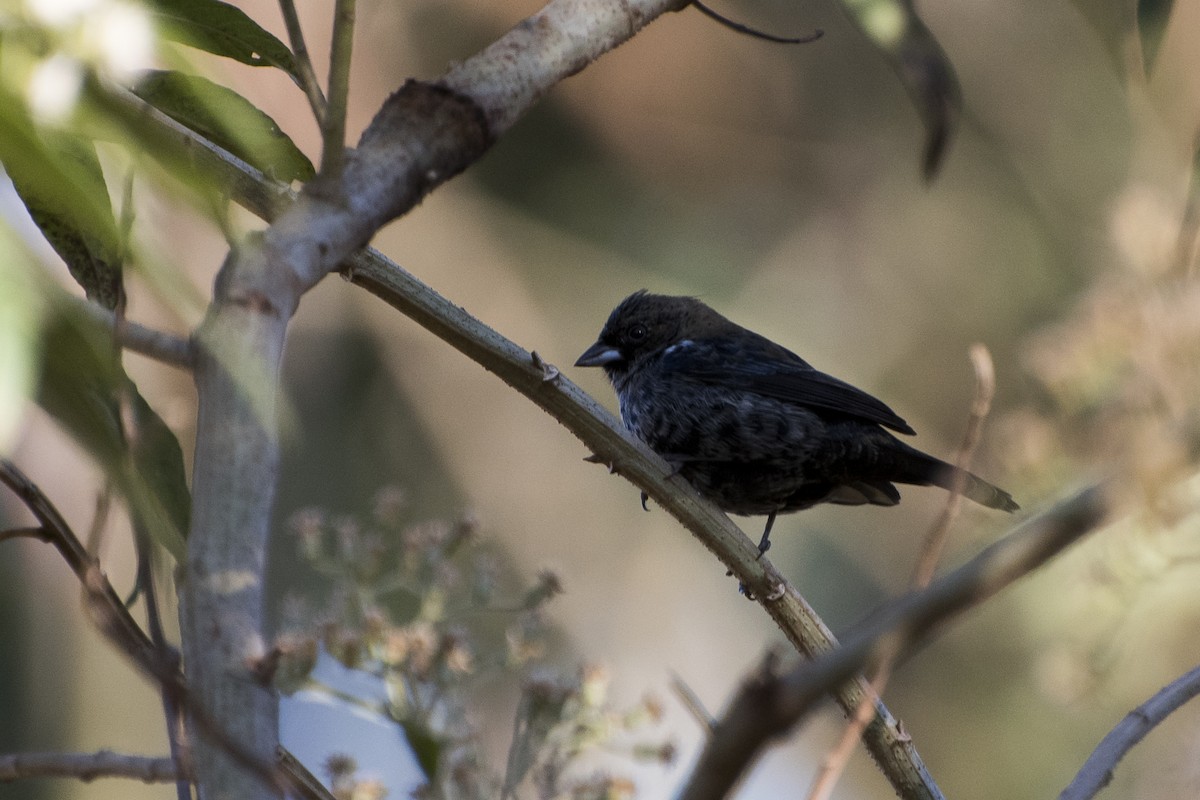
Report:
575,291,1018,552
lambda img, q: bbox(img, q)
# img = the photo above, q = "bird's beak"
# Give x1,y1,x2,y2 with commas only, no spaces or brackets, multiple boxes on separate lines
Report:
574,341,623,368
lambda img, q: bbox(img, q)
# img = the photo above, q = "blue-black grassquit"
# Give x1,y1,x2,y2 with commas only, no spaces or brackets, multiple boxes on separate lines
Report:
576,291,1018,552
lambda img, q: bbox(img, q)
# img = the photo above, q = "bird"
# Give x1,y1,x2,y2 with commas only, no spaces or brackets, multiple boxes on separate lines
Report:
575,291,1018,553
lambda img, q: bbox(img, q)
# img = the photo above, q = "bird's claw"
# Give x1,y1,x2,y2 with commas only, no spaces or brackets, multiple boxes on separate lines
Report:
640,491,650,511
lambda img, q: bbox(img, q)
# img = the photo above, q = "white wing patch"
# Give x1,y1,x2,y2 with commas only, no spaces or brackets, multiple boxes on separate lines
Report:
664,339,694,356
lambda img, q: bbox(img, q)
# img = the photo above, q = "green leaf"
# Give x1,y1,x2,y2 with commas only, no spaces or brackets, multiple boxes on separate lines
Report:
1138,0,1174,77
836,0,962,179
133,70,315,183
36,302,190,560
8,133,125,310
0,97,126,303
148,0,298,76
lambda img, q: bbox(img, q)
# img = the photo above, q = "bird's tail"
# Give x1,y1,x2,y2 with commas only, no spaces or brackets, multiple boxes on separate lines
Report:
891,445,1019,512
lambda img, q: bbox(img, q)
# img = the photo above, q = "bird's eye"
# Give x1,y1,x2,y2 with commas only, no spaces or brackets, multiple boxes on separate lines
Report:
627,324,648,342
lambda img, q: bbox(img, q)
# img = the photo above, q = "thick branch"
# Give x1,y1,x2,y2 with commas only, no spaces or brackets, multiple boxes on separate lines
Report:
679,485,1110,800
1059,663,1200,800
0,751,180,784
179,2,691,799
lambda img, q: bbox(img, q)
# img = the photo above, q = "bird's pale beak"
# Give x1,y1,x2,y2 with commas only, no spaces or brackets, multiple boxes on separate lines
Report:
574,341,623,368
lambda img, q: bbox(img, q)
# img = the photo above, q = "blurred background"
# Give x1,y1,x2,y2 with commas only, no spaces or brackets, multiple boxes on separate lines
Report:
3,0,1200,798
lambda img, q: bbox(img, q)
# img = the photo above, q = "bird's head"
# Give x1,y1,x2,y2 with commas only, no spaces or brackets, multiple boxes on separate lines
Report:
575,291,736,381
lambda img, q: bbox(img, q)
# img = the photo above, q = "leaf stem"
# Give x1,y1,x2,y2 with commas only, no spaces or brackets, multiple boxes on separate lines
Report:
278,0,328,125
320,0,355,180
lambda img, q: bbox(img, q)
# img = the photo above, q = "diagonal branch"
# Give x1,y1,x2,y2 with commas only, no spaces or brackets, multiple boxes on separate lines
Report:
1059,662,1200,800
679,484,1110,800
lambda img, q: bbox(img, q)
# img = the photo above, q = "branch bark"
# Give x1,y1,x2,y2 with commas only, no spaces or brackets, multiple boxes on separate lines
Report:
0,751,180,784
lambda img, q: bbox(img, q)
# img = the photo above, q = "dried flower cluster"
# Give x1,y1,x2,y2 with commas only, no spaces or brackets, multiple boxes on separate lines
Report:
274,487,672,799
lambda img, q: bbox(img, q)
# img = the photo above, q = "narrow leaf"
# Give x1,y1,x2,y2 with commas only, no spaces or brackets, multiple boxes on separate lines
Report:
148,0,298,76
0,99,125,301
36,303,189,560
8,134,125,310
836,0,962,179
133,70,315,183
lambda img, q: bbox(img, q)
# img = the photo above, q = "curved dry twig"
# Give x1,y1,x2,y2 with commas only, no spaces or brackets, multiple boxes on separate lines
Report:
1059,663,1200,800
807,344,999,800
691,1,824,45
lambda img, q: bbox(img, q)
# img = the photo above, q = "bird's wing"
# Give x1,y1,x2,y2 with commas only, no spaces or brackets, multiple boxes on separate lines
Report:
665,341,916,435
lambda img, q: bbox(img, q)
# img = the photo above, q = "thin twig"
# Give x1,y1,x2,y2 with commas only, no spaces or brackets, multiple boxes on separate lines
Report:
71,296,194,369
135,534,191,800
278,0,328,125
805,660,894,800
670,671,715,735
0,460,284,793
0,527,50,544
912,344,997,587
320,0,356,180
0,751,180,783
691,1,823,44
679,484,1109,800
807,344,998,800
1059,662,1200,800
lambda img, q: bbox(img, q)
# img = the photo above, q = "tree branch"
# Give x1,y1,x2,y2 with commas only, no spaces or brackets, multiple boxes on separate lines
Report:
343,243,947,800
679,484,1110,800
807,344,998,800
0,751,180,784
178,1,696,797
72,296,194,369
110,76,950,798
1059,662,1200,800
0,460,286,794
